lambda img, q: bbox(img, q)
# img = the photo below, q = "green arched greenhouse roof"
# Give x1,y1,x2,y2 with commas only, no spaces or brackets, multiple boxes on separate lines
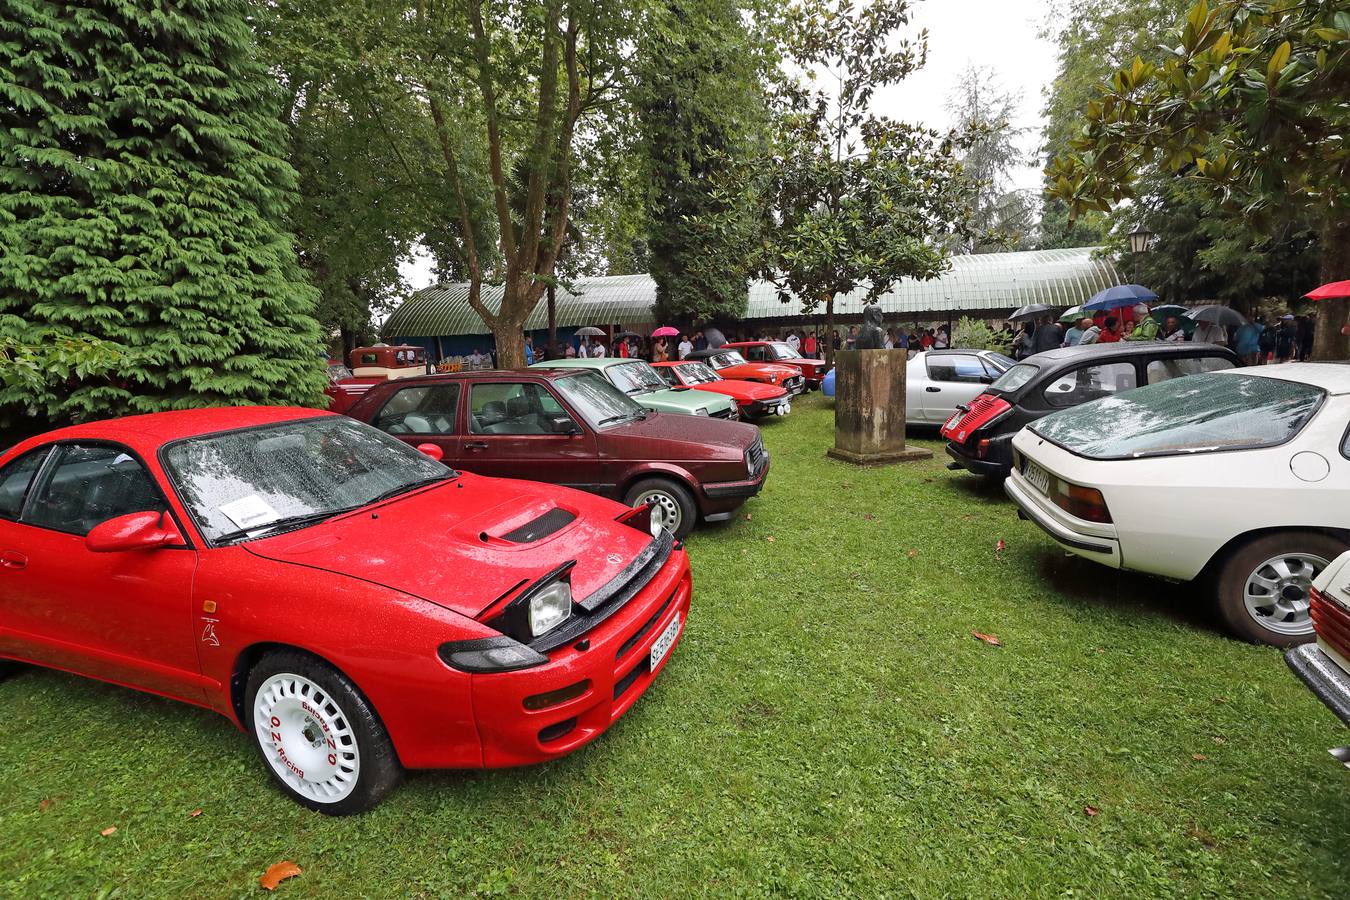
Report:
383,247,1121,338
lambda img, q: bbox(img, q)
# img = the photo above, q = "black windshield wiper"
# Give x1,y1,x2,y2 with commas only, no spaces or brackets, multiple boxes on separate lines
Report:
214,511,346,546
363,473,454,506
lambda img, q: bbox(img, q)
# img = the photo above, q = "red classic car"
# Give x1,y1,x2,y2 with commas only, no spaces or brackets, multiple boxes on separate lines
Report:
652,360,793,418
0,407,690,814
325,344,430,414
346,369,770,539
721,341,830,389
684,348,805,395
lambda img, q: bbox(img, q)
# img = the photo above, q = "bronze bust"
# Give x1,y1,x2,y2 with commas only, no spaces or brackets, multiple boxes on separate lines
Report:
855,302,885,349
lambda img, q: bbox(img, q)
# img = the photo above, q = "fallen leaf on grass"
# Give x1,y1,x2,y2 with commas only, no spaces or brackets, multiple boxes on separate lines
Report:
38,798,51,812
1212,735,1227,745
862,513,875,521
971,631,1002,647
100,827,117,837
189,808,202,818
259,861,302,891
1083,805,1100,817
906,550,917,558
1191,754,1208,761
765,536,775,543
744,513,752,521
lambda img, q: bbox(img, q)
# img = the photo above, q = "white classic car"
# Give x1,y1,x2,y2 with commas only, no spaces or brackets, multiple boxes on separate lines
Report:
1285,549,1350,768
1005,364,1350,646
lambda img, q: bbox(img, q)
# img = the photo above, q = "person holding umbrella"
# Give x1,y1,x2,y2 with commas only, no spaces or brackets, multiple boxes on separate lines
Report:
1031,314,1063,354
1126,303,1160,341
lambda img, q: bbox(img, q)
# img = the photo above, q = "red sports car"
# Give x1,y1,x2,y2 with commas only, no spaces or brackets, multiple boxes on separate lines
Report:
721,341,830,390
652,360,793,418
0,407,690,814
684,348,805,395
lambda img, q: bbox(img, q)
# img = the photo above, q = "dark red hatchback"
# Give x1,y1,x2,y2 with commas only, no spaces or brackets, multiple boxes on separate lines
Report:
346,369,769,539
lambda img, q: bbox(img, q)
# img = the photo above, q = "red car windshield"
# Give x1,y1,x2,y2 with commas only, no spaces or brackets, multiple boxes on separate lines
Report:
677,363,721,385
765,343,799,361
163,417,452,544
704,351,747,369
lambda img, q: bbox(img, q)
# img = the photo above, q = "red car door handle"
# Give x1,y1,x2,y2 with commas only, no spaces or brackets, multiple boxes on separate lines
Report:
0,550,27,570
465,441,489,451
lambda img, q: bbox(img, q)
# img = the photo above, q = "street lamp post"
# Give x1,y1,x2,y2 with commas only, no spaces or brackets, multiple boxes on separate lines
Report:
1127,226,1155,284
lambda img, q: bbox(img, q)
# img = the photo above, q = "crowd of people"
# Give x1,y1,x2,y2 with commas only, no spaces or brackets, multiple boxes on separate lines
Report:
1011,305,1316,366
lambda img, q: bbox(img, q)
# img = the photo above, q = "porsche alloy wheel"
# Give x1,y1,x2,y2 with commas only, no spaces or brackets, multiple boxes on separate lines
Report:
1240,552,1325,638
246,651,400,814
1215,531,1342,647
253,673,361,804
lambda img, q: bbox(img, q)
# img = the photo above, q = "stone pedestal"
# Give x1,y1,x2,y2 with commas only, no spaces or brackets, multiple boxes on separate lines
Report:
827,349,933,466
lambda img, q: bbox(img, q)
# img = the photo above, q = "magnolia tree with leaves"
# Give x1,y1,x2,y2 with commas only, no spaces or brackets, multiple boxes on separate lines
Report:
0,0,327,430
1047,0,1350,358
756,0,969,363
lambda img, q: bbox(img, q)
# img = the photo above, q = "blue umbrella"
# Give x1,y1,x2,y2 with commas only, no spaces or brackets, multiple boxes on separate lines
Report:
1083,284,1159,312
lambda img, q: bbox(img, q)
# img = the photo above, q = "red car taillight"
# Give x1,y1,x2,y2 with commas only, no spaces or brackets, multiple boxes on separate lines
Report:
1311,586,1350,660
941,393,1012,443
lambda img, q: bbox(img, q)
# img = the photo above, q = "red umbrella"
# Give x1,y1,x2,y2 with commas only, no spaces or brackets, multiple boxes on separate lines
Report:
651,326,679,337
1304,280,1350,300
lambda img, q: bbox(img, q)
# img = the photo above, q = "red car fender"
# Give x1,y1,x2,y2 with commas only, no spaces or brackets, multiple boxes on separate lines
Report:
194,547,493,769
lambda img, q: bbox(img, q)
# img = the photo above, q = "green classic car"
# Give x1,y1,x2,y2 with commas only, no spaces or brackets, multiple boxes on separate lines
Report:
532,357,738,419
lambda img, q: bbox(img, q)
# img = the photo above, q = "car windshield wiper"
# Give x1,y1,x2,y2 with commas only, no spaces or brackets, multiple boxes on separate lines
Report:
598,410,646,426
363,473,454,506
214,511,348,546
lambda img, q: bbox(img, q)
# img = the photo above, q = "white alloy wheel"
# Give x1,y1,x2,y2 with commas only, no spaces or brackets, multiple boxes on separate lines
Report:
1241,552,1326,638
253,672,361,804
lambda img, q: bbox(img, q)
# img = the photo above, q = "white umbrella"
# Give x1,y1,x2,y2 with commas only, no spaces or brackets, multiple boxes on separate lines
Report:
574,326,605,337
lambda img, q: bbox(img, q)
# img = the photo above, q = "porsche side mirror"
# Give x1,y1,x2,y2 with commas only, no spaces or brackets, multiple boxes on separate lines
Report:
86,510,184,553
416,443,444,461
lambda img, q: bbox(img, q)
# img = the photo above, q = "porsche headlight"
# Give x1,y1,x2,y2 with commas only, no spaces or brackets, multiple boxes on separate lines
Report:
528,579,573,636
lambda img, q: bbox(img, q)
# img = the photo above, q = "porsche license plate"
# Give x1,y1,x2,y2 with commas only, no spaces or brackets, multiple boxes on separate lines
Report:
650,612,682,670
1022,461,1051,495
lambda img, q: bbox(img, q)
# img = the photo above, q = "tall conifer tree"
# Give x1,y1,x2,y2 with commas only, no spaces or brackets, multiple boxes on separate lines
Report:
0,0,325,427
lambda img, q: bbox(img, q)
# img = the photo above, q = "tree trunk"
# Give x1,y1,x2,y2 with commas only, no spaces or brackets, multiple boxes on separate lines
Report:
547,283,558,358
824,294,836,367
1312,216,1350,361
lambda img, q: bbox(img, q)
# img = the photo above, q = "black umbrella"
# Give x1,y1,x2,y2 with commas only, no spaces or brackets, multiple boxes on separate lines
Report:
1009,303,1053,322
1186,305,1248,328
704,326,727,348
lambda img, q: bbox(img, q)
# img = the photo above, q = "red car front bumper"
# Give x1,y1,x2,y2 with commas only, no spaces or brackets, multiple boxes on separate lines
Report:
468,548,692,767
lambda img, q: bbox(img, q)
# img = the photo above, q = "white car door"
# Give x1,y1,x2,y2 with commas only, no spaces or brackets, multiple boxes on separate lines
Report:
916,354,991,423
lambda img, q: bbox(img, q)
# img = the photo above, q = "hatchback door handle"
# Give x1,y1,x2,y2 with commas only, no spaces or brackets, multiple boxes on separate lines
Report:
465,441,489,451
0,550,27,570
925,386,941,393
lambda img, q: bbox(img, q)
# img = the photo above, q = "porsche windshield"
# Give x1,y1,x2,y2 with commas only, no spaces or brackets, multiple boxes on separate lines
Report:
705,351,747,369
1029,372,1325,459
164,417,453,543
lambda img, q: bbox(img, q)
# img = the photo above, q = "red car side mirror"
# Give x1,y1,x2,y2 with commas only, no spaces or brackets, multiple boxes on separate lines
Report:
86,510,184,553
416,443,445,461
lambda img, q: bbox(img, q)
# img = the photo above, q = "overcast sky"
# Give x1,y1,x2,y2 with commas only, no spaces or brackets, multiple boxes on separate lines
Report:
399,0,1061,292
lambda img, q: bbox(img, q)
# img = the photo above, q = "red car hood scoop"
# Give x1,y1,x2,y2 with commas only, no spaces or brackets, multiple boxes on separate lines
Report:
243,476,651,618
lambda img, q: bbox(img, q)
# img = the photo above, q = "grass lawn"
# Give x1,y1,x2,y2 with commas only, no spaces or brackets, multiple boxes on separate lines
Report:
1,392,1346,897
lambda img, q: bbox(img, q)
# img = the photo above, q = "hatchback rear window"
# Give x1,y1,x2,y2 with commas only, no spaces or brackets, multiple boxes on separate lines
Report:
990,363,1038,394
1029,372,1324,459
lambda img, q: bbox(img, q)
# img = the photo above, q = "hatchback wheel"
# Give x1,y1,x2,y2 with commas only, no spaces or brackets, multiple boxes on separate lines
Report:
624,478,696,540
1214,531,1343,646
246,650,401,815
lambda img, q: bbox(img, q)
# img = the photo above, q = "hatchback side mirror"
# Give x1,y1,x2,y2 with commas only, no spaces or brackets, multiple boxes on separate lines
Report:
548,415,582,435
86,510,184,553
